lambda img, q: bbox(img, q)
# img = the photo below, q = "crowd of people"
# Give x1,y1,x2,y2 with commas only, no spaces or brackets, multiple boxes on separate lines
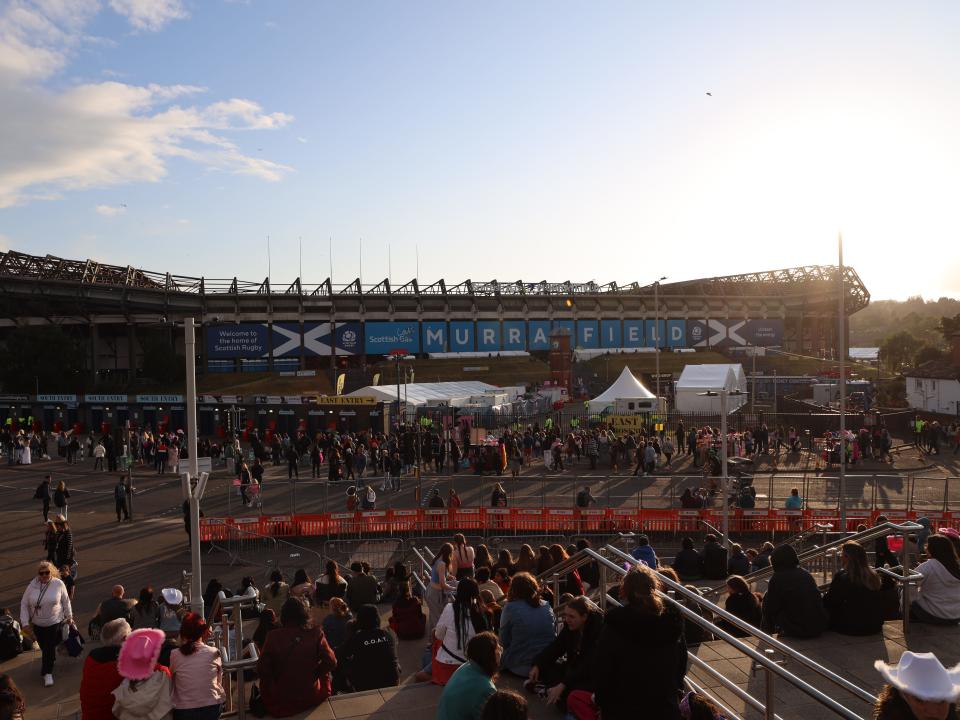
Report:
3,517,960,719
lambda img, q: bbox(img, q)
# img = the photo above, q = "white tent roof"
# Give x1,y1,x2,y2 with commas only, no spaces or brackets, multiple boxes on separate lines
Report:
588,366,655,412
675,364,746,391
348,380,500,406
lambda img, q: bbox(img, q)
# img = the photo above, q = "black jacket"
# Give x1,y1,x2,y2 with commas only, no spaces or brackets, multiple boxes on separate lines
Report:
531,611,602,692
671,548,702,580
822,570,884,635
55,529,74,567
594,603,686,720
728,551,751,577
337,628,400,691
701,542,728,580
761,546,828,638
721,592,762,637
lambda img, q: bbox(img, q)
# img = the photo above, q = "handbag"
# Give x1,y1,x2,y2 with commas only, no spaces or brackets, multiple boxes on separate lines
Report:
63,625,84,657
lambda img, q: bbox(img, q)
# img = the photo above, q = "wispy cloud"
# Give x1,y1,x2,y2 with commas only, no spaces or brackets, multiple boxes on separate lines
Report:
95,204,126,216
0,1,295,208
108,0,188,32
296,136,308,144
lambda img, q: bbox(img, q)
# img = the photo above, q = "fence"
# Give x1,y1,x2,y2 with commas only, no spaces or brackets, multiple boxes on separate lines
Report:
200,506,960,543
225,472,960,518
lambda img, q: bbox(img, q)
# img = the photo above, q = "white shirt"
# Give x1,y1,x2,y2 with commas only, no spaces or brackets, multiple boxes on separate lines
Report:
20,577,72,627
434,602,479,665
914,559,960,620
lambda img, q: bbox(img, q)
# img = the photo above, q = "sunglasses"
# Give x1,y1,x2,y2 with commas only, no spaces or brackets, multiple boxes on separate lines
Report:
38,570,50,576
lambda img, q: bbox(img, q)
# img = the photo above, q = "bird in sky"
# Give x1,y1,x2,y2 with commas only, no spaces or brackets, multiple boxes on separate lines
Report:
706,92,712,96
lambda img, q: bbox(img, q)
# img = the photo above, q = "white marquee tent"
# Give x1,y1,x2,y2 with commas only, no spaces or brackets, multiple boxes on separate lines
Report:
674,364,748,413
347,380,501,406
587,366,656,413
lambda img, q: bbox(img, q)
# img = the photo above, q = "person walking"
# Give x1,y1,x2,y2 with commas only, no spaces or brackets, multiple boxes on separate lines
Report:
286,444,300,480
93,440,106,471
53,480,70,520
34,475,52,522
20,561,74,687
54,516,76,578
114,477,130,522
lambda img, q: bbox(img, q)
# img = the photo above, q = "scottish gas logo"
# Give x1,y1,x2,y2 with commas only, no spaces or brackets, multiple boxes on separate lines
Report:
363,322,420,354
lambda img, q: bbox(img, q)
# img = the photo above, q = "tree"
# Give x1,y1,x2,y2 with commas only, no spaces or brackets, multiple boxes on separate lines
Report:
913,344,946,366
938,314,960,343
879,331,915,372
0,326,88,392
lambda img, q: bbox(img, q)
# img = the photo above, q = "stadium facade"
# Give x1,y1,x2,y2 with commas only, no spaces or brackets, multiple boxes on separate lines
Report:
0,250,869,375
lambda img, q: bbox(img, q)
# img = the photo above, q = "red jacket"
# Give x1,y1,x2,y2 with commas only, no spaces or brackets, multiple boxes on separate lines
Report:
80,647,123,720
80,647,170,720
389,597,426,640
257,625,337,717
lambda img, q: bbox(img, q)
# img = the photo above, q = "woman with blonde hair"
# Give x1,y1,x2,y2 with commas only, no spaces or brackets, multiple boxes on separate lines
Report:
19,561,73,687
595,565,685,719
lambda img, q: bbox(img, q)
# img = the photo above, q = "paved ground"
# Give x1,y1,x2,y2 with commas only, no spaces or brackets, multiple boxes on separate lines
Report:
0,447,957,719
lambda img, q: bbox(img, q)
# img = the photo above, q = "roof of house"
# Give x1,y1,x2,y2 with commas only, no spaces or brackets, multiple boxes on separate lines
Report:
903,360,960,380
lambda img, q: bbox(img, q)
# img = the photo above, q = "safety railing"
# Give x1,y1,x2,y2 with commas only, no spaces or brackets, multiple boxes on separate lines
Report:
200,507,958,542
536,545,875,718
601,545,877,719
214,590,262,720
703,521,924,599
217,472,959,518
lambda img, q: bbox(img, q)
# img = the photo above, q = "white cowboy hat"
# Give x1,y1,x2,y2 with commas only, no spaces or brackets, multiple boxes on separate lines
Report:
874,651,960,702
161,588,183,606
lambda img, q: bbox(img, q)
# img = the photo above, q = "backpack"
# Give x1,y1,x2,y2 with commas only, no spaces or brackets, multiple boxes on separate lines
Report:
33,483,47,500
54,489,66,507
0,617,22,661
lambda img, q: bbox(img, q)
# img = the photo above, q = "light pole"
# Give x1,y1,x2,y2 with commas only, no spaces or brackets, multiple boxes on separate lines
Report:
698,388,746,551
654,276,667,403
183,317,205,615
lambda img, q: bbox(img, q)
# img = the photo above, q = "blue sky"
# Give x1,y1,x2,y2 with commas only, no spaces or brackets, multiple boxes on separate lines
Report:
1,1,959,300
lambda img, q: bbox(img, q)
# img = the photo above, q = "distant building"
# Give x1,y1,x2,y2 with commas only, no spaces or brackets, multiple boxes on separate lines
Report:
903,333,960,415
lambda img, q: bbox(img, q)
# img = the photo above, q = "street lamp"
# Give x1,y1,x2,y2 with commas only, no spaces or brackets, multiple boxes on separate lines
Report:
697,388,746,551
654,276,667,404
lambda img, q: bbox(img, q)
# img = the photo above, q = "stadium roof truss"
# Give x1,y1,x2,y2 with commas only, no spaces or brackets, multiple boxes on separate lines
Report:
0,250,869,318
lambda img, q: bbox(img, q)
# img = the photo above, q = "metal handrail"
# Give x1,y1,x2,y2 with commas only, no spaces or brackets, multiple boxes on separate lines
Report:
603,544,877,708
704,521,923,597
577,545,871,718
207,518,323,571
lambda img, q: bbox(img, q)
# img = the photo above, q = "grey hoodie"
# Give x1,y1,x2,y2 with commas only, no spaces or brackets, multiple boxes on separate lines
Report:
112,670,173,720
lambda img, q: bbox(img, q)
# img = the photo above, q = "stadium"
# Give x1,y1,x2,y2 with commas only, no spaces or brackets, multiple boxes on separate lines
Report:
0,249,870,433
0,249,869,363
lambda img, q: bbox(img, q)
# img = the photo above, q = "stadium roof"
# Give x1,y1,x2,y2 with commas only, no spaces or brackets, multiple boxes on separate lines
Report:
0,249,868,307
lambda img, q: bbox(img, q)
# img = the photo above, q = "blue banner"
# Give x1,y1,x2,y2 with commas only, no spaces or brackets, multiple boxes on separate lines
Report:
528,320,551,350
576,320,599,349
551,319,574,337
600,320,621,348
645,320,665,348
364,322,420,354
272,322,302,357
207,324,269,358
623,320,645,348
422,321,447,353
477,321,501,352
334,322,362,355
666,319,686,348
686,319,783,348
449,321,475,352
503,321,526,351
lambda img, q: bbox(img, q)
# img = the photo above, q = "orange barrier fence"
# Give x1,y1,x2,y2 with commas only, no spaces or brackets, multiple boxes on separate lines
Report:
200,508,960,541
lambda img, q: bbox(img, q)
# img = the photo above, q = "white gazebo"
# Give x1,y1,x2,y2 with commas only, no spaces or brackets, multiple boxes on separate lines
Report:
587,366,656,413
674,364,747,412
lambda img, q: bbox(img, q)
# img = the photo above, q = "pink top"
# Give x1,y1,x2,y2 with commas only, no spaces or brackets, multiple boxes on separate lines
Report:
170,643,225,709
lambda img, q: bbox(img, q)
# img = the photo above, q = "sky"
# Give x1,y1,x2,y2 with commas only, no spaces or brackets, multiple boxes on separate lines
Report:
1,1,959,301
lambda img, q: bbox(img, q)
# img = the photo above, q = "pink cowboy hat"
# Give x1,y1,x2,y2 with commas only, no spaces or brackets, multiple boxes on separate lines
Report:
117,628,165,680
